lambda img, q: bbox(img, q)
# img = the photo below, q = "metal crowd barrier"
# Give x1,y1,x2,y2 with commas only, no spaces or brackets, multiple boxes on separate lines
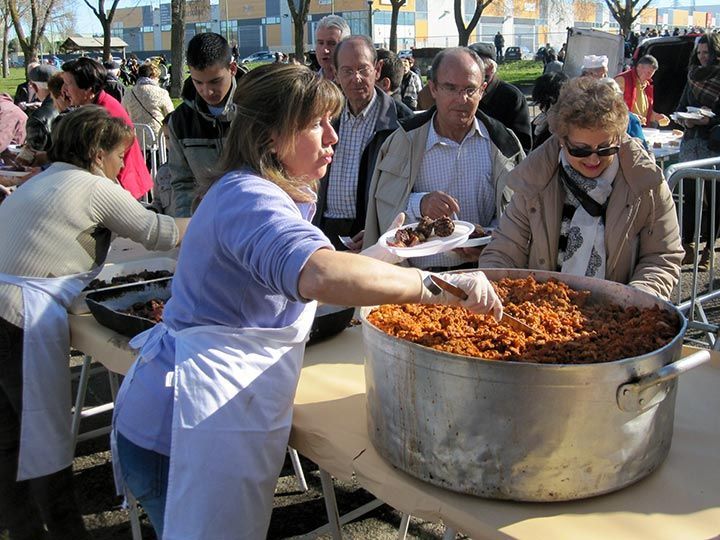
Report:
133,123,168,178
666,156,720,349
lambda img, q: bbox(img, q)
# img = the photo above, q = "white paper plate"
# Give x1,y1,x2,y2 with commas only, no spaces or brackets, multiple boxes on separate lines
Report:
459,227,495,248
0,168,30,177
381,220,473,258
676,111,704,121
687,106,716,118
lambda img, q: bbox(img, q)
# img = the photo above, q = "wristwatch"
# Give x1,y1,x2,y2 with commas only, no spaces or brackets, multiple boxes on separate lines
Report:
422,273,442,296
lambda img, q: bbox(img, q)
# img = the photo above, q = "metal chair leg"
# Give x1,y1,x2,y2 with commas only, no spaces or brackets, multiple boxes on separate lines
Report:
319,468,343,540
126,489,143,540
288,446,308,492
398,513,410,539
71,355,92,450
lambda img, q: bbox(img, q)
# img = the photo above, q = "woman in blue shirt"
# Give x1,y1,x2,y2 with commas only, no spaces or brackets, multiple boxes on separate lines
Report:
112,63,503,540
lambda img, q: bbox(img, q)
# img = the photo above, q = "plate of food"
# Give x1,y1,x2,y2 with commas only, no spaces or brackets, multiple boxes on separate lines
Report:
687,106,716,118
380,217,473,257
675,111,704,121
0,165,31,177
460,225,494,248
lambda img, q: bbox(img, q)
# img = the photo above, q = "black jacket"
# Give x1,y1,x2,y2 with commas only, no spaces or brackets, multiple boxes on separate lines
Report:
314,89,414,237
25,96,58,151
104,75,126,103
167,71,247,216
479,77,532,154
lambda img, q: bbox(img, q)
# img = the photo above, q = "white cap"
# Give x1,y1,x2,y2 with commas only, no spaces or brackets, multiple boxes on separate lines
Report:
582,55,609,70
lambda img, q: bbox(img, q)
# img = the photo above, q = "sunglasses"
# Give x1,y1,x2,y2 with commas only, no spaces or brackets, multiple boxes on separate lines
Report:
564,140,620,158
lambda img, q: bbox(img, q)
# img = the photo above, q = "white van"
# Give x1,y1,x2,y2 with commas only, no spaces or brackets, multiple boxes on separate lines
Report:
563,27,625,78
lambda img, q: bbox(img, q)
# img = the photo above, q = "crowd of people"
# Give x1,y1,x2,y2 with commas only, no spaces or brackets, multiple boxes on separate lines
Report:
0,18,718,540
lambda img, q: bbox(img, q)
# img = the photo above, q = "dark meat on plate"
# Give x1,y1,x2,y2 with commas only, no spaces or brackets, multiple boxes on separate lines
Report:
415,216,435,238
433,216,455,237
469,225,487,239
124,299,165,323
388,227,423,247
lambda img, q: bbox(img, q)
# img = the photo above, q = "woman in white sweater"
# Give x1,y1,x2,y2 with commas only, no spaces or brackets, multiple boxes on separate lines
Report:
122,62,175,136
0,105,180,540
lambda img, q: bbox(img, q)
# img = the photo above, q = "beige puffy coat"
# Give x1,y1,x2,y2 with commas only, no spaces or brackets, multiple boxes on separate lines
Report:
477,135,683,300
122,81,174,135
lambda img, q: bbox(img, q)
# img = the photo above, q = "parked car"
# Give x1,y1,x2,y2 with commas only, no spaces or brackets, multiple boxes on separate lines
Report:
504,46,523,62
240,51,277,64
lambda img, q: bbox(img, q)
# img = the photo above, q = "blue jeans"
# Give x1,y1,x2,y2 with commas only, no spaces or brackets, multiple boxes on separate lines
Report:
116,431,169,538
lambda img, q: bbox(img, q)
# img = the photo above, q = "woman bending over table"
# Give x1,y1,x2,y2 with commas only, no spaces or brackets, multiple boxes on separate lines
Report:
0,106,180,540
478,76,683,300
111,63,502,540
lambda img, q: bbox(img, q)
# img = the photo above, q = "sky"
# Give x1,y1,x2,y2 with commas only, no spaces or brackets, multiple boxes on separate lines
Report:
73,0,719,37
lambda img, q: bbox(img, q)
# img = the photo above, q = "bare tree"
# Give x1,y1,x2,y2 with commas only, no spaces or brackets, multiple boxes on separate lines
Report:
287,0,311,62
455,0,495,46
169,0,186,98
82,0,121,61
604,0,653,38
7,0,57,66
388,0,406,52
0,0,12,77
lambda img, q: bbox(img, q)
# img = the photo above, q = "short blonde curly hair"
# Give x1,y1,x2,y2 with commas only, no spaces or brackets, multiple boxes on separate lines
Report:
547,76,628,140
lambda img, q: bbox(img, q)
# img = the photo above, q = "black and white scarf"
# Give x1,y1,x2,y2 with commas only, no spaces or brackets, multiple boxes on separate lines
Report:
556,151,618,278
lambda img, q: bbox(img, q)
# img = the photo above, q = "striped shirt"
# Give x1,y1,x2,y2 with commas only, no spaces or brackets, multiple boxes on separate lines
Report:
325,90,380,219
406,114,495,269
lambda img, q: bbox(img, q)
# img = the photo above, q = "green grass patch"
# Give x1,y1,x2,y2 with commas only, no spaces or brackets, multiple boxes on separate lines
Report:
0,67,27,98
497,60,542,87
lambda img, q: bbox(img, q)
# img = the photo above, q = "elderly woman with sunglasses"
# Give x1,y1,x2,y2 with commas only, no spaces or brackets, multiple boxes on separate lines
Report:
478,76,684,300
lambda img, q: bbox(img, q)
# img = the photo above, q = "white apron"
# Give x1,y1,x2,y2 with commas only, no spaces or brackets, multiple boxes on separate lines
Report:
0,269,99,481
113,301,317,540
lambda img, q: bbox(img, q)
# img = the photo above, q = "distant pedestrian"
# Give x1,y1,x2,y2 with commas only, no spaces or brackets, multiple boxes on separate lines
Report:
494,31,505,62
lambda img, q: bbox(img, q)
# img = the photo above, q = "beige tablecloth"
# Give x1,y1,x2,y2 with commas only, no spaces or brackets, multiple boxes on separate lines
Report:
69,314,720,540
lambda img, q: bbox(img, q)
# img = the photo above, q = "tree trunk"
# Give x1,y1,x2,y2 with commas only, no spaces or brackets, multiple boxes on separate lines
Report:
389,7,399,52
454,0,486,47
170,0,186,99
458,28,472,46
294,18,304,60
2,12,9,78
102,20,112,61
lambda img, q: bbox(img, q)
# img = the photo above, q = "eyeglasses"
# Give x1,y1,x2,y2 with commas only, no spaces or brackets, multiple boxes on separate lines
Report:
435,82,482,98
564,140,620,158
338,66,374,79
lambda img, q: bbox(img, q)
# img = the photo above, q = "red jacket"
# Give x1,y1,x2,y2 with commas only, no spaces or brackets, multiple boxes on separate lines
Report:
617,68,654,125
96,90,152,199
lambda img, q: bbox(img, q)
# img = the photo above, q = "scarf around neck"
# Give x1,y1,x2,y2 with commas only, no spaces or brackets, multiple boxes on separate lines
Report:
557,151,618,279
688,63,720,109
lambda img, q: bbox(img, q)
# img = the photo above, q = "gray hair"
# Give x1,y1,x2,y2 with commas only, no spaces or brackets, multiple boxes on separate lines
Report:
599,77,622,95
636,54,659,70
317,15,351,40
430,47,485,83
333,35,377,67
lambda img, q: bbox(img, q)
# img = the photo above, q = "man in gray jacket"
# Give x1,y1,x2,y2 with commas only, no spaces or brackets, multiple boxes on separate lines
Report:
364,47,524,271
167,32,245,217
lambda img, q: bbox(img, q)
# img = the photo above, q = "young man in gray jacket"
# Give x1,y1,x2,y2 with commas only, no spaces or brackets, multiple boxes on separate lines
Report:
167,32,246,217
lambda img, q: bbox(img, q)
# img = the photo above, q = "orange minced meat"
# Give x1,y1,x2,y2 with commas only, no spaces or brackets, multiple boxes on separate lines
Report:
366,276,679,364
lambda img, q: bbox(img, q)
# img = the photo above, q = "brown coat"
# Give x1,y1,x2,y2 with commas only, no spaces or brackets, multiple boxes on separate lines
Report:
477,135,683,300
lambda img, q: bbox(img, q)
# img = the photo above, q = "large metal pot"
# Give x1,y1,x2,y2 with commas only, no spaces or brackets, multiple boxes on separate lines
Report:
361,269,710,501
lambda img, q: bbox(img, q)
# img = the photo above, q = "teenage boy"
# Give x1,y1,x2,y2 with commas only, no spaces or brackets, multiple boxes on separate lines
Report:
167,32,246,216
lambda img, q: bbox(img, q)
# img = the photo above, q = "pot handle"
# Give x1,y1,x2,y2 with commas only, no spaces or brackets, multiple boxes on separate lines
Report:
616,350,711,413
